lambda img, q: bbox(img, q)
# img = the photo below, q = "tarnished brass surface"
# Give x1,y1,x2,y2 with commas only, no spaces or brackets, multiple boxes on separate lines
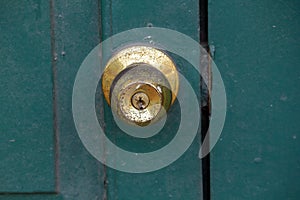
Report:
102,46,179,125
102,46,179,105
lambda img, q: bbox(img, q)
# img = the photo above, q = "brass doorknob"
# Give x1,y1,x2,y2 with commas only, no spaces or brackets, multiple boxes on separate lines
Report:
102,46,179,126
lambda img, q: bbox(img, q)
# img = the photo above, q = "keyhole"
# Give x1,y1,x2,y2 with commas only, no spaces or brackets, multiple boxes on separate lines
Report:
137,97,146,110
131,92,150,110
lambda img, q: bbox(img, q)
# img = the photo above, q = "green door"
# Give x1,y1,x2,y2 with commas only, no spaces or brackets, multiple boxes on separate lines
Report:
1,1,103,199
1,0,203,199
1,0,299,200
209,0,300,199
0,0,57,198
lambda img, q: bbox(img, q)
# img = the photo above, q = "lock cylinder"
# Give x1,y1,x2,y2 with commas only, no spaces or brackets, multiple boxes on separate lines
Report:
110,64,172,125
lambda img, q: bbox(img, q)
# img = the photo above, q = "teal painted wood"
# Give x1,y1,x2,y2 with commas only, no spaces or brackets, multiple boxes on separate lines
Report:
0,0,55,192
0,194,63,200
101,0,203,199
209,0,300,199
51,0,105,199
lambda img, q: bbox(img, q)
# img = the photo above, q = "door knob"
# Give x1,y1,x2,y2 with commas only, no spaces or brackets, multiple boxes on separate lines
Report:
102,46,179,126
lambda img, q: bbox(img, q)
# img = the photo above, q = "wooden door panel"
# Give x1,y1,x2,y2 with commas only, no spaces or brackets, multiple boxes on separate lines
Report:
101,0,203,199
209,0,300,199
0,0,55,193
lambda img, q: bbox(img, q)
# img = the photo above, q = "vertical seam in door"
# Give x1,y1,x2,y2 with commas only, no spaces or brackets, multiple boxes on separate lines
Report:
200,0,211,200
200,0,208,48
97,0,108,199
50,0,60,193
109,0,113,37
